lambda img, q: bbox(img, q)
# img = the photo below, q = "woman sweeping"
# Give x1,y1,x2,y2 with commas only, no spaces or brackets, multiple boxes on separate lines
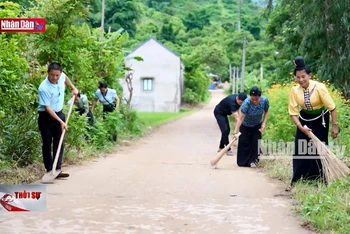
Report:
286,56,339,191
233,86,269,167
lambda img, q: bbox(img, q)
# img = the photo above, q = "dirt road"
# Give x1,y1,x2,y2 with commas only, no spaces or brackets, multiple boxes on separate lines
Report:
0,90,315,234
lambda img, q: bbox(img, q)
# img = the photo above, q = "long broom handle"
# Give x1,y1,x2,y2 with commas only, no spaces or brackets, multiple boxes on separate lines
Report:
210,132,241,166
52,95,76,173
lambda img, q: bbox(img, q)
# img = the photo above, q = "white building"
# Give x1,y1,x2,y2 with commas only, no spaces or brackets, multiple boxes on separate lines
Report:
121,37,185,112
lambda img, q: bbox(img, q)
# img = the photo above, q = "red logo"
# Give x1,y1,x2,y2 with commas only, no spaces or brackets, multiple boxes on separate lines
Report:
0,191,42,212
0,193,28,211
0,18,46,32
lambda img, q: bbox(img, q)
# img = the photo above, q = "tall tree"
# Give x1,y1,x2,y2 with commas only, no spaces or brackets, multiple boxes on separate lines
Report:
266,0,350,97
183,8,211,31
89,0,141,37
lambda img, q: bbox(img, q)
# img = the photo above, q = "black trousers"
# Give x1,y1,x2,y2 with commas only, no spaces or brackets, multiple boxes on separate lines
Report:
102,105,115,117
38,111,65,172
214,111,230,149
103,105,117,142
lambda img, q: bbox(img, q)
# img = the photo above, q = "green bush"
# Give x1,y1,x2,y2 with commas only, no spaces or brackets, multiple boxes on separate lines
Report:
0,113,40,167
264,79,350,156
182,88,201,105
181,53,211,105
118,105,143,136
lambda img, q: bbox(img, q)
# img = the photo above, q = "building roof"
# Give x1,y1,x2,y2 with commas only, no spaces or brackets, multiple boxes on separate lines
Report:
126,36,180,58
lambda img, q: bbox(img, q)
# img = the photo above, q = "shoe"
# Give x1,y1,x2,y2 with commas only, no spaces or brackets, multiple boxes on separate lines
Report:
250,162,256,168
226,150,233,156
56,172,70,178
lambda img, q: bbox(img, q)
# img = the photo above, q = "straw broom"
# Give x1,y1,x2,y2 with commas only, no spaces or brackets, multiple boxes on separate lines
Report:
306,125,350,183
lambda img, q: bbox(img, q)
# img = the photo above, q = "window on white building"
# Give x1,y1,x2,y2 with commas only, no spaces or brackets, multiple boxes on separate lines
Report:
142,78,153,91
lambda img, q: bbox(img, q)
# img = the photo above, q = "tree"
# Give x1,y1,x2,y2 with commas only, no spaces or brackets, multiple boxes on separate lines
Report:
89,0,141,37
160,21,178,43
266,0,350,97
183,8,211,31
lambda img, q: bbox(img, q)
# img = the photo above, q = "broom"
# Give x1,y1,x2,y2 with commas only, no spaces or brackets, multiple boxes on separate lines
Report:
306,125,350,183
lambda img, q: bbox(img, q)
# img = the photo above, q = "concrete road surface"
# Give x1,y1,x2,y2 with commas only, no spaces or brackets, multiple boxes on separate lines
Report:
0,90,315,234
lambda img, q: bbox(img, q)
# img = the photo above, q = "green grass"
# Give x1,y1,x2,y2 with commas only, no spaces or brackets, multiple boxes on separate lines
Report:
259,158,350,233
293,179,350,234
137,109,196,128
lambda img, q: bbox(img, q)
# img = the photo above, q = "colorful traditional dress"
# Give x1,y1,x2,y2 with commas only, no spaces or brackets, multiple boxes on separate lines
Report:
288,79,336,184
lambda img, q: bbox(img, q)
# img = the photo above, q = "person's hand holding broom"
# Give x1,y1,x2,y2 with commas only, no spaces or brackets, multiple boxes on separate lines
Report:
298,124,312,137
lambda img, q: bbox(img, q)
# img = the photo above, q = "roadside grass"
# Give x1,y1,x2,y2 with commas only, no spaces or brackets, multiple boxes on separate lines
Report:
0,108,197,184
258,159,292,183
137,108,196,129
259,157,350,233
293,178,350,234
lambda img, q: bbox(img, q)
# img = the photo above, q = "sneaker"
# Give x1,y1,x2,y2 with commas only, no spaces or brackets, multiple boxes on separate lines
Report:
250,162,256,168
56,172,70,178
226,150,233,156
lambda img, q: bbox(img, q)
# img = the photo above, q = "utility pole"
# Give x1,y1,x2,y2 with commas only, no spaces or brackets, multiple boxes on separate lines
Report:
100,0,105,56
100,0,105,42
232,66,236,94
237,0,241,31
260,63,263,88
236,66,239,93
229,63,232,93
229,63,232,83
241,38,247,92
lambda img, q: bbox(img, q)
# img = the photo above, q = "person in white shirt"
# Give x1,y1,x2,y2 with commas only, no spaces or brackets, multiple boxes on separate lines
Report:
37,63,78,178
91,81,120,141
91,81,120,115
68,92,94,126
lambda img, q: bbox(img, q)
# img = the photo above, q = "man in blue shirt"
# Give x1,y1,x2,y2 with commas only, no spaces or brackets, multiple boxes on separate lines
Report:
91,81,120,114
214,92,247,155
38,63,78,178
91,81,120,141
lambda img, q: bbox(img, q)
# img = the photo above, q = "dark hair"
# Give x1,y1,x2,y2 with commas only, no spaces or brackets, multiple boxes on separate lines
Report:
237,92,247,101
249,86,261,96
98,81,108,89
293,56,311,75
48,63,62,72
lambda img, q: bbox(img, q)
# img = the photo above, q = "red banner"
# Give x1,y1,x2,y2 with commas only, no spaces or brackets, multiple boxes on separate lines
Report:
0,18,46,33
